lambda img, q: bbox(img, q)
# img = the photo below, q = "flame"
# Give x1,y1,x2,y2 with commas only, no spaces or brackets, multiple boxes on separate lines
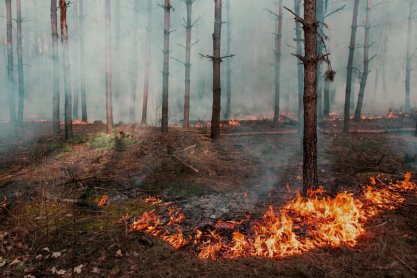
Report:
145,196,163,206
97,195,109,207
129,174,416,260
228,119,240,126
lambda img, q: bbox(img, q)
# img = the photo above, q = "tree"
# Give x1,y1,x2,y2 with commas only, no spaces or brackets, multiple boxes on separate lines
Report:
343,0,360,133
316,0,324,120
16,0,25,126
294,0,304,132
79,0,87,122
354,0,372,121
273,0,283,127
130,0,140,122
141,0,153,125
161,0,172,133
105,0,113,134
5,0,16,124
405,0,414,112
51,0,60,135
60,0,73,140
224,0,232,120
72,0,79,120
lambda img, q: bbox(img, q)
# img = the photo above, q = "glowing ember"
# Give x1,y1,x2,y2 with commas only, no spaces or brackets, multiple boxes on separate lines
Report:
228,119,240,126
129,174,416,260
145,196,163,206
97,195,109,207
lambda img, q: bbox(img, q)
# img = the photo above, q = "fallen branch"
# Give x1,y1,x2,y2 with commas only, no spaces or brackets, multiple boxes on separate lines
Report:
172,154,199,173
220,130,298,137
394,255,417,274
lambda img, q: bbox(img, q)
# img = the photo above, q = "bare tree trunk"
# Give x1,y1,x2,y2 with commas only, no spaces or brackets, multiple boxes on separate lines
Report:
316,0,324,121
273,0,283,127
105,0,113,134
141,0,152,125
16,0,25,126
323,80,330,117
381,22,388,96
405,0,414,112
343,0,360,133
5,0,16,124
51,0,60,134
303,0,319,194
211,0,222,139
130,0,140,122
161,0,172,133
183,0,194,128
72,0,79,120
60,0,73,140
295,0,304,133
224,0,232,120
79,0,87,122
354,0,372,121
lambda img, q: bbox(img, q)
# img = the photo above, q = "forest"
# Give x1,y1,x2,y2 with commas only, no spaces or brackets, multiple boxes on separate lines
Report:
1,0,417,277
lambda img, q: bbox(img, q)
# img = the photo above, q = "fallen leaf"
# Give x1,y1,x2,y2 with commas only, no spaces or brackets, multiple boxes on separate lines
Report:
73,264,84,274
91,267,100,274
24,275,36,278
51,266,66,275
35,255,43,260
43,247,50,252
115,249,123,257
9,259,21,266
51,252,61,258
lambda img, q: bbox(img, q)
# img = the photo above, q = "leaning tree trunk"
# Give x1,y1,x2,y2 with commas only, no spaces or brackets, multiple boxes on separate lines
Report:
405,0,414,112
16,0,25,127
161,0,172,133
60,0,73,139
354,0,372,121
105,0,113,134
79,0,87,122
141,0,152,125
130,0,140,122
183,0,194,129
211,0,222,139
51,0,60,135
302,0,319,194
295,0,304,133
5,0,16,124
316,0,324,121
224,0,232,120
343,0,360,133
273,0,283,127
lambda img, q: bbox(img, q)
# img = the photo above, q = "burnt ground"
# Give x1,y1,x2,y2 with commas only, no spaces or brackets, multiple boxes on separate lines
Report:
0,117,417,277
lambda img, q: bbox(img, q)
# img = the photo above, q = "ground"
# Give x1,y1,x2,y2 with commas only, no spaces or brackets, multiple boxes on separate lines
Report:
1,116,417,277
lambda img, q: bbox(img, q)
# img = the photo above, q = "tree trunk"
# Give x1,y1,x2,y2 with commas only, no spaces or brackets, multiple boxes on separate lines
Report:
295,0,304,133
161,0,171,133
141,0,152,125
211,0,222,139
224,0,232,120
51,0,60,135
79,0,87,122
16,0,25,126
303,0,319,194
183,0,193,128
316,0,324,121
354,0,372,121
405,0,414,112
273,0,283,127
130,0,140,122
381,22,388,96
343,0,360,133
323,80,330,117
5,0,16,124
60,0,73,140
105,0,113,134
72,0,79,120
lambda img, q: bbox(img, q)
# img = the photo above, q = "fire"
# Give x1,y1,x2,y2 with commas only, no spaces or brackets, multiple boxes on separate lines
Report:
128,174,416,260
97,195,109,207
228,119,240,126
145,196,163,206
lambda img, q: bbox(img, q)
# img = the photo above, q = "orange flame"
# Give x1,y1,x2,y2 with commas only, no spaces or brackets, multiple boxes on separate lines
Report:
97,195,109,207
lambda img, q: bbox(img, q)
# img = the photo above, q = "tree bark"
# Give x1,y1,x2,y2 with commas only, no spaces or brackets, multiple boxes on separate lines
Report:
130,0,140,122
343,0,360,133
316,0,324,121
211,0,222,139
161,0,172,133
354,0,372,121
105,0,113,134
303,0,319,194
5,0,16,124
273,0,283,127
79,0,87,122
224,0,232,120
141,0,152,125
16,0,25,126
323,80,330,117
60,0,73,140
51,0,60,135
295,0,304,133
183,0,194,129
405,0,414,112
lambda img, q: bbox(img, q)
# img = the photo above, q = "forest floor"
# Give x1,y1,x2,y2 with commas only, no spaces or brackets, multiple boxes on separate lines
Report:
1,115,417,277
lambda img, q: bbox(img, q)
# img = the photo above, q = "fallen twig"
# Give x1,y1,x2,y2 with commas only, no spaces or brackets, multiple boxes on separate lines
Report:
394,255,417,274
172,154,199,173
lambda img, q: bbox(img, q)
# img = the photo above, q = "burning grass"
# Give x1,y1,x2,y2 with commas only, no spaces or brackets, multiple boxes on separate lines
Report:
128,173,416,260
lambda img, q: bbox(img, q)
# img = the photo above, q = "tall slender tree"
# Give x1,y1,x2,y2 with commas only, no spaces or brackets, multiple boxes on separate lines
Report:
343,0,360,133
224,0,232,120
295,0,304,132
405,0,414,112
51,0,60,134
130,0,140,122
72,0,79,120
5,0,16,124
105,0,113,134
211,0,222,139
141,0,153,125
161,0,172,133
316,0,324,120
354,0,372,121
60,0,73,139
79,0,87,122
273,0,283,127
16,0,25,126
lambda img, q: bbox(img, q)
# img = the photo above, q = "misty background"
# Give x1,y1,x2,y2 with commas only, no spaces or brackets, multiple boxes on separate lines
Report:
0,0,415,124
